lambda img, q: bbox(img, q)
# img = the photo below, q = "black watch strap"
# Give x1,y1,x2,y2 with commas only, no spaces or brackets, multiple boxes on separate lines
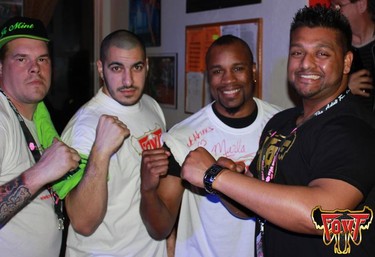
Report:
203,164,224,194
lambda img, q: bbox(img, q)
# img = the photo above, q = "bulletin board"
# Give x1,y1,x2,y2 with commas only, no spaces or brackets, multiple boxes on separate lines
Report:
184,18,263,114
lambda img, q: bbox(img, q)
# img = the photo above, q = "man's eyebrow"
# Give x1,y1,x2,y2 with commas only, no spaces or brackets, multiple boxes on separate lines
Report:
208,64,223,70
132,61,145,66
11,52,50,58
107,61,145,67
107,61,123,67
38,53,50,58
208,62,247,69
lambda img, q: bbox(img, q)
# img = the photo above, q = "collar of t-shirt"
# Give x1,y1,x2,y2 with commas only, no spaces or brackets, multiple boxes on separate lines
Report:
211,103,258,129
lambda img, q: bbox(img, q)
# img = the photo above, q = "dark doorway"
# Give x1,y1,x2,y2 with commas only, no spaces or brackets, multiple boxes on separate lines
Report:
46,0,94,134
44,1,94,256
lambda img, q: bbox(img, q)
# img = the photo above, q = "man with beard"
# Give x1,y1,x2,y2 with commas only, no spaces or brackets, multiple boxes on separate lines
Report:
140,35,282,257
180,5,375,257
53,30,168,256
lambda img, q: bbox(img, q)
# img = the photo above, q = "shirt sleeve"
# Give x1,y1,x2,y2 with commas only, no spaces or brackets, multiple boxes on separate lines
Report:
164,144,181,177
310,116,375,196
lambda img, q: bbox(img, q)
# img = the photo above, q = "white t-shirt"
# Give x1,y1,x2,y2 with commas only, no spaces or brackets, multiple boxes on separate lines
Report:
62,88,167,257
0,94,62,257
163,98,282,257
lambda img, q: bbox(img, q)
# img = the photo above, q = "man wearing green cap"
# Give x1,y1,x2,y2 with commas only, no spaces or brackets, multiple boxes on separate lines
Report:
0,16,81,257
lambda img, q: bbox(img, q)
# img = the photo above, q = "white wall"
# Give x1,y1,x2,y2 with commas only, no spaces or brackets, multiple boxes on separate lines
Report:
94,0,129,93
97,0,308,129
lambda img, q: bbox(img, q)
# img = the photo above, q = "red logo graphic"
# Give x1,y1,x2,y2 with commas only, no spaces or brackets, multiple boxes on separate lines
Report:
138,128,163,151
311,206,373,254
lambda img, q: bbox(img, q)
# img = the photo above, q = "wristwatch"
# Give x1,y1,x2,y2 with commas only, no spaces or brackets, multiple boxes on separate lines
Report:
203,164,224,194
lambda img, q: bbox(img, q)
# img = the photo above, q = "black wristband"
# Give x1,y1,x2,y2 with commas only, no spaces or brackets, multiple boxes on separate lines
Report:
203,164,224,194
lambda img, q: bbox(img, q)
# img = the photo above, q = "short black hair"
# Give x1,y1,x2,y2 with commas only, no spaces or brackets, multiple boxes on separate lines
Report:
100,29,146,62
205,34,254,66
290,4,352,53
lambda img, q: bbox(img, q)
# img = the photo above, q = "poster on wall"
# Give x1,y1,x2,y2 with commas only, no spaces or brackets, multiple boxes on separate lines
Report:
129,0,161,47
0,0,22,26
187,0,261,13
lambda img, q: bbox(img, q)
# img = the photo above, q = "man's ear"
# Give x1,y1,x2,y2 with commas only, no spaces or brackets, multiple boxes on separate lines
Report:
96,60,104,80
343,51,353,75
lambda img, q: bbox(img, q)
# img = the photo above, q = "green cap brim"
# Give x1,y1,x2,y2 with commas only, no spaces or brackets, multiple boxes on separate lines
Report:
0,34,49,49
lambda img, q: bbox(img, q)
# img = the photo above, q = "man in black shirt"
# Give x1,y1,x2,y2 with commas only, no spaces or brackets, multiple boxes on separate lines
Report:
181,5,375,257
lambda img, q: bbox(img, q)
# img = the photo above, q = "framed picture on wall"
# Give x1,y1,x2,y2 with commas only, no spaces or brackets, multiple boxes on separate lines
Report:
129,0,161,47
187,0,261,13
145,53,178,109
0,0,23,25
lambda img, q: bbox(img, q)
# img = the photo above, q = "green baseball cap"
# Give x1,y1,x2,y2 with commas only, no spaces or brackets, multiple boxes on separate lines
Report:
0,16,49,49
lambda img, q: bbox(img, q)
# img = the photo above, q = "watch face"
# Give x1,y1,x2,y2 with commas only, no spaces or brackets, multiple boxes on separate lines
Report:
203,164,223,194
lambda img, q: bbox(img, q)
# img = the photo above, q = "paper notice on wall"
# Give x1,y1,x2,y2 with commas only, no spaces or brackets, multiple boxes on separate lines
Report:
185,72,205,113
186,26,220,72
221,23,258,66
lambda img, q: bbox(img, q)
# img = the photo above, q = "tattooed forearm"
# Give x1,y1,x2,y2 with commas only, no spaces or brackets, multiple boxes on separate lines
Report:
0,176,32,228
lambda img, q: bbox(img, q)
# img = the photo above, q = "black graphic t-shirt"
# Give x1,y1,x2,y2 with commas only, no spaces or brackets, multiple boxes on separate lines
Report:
250,93,375,257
